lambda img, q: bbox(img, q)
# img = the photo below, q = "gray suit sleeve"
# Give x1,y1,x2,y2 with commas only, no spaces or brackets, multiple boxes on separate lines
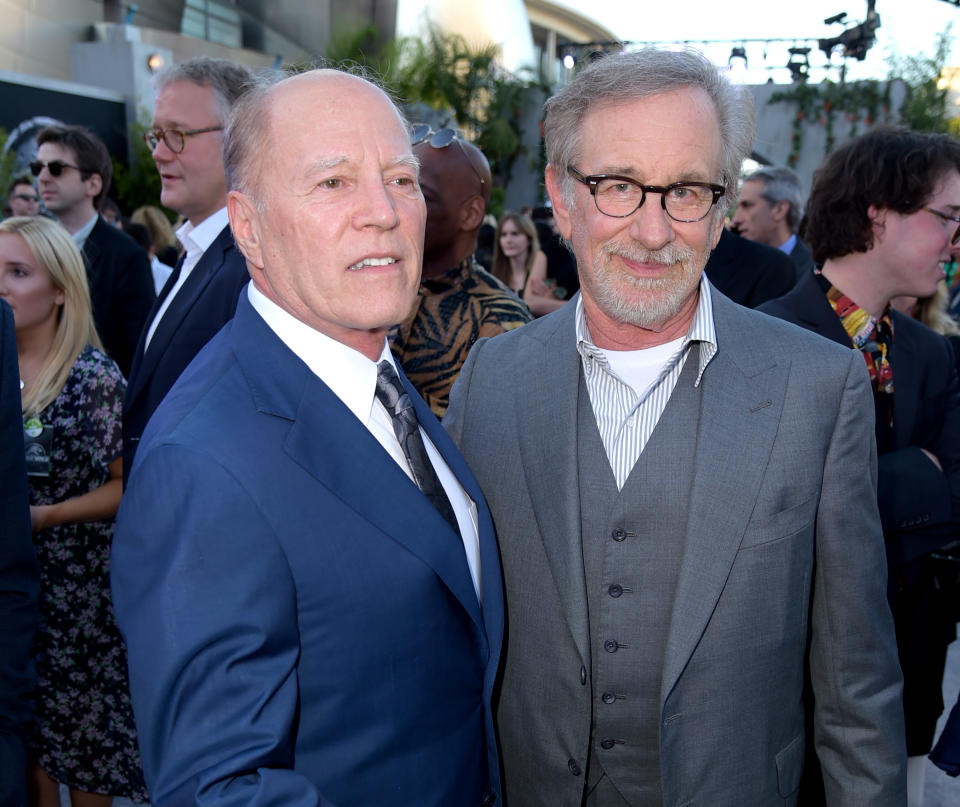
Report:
810,350,907,805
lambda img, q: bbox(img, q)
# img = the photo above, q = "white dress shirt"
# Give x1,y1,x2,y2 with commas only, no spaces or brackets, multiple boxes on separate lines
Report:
144,207,230,350
70,212,99,250
247,283,482,600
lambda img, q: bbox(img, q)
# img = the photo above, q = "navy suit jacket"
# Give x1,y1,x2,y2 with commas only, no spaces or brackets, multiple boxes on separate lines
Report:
122,224,249,485
760,271,960,561
0,300,39,807
82,216,155,377
789,237,816,283
112,293,504,806
705,228,796,308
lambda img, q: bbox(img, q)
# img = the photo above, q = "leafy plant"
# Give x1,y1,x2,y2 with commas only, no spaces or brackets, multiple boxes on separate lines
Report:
889,27,959,134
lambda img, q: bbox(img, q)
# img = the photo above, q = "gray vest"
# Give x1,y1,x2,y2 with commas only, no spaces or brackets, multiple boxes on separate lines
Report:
580,351,701,805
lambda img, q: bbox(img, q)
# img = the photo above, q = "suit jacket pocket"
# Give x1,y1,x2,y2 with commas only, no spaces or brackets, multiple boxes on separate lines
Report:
739,494,817,549
776,732,805,797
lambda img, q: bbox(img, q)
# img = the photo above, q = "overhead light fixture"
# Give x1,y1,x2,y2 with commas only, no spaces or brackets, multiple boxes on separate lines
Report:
787,46,811,83
146,53,165,73
728,46,748,70
563,54,575,70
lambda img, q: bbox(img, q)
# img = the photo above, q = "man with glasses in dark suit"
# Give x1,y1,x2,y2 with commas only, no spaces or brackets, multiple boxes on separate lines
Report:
33,125,155,375
122,57,253,485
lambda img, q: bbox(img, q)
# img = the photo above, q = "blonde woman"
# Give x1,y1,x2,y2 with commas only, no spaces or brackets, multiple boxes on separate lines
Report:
130,204,181,267
0,217,146,806
492,211,564,316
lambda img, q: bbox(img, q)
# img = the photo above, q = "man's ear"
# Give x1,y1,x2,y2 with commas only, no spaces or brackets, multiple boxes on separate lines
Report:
545,164,573,241
867,204,886,241
771,200,790,224
227,190,264,271
460,196,486,232
86,174,103,203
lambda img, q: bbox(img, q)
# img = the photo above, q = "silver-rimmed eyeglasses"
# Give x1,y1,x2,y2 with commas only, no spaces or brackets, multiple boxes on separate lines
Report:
143,125,223,154
568,166,725,223
924,206,960,246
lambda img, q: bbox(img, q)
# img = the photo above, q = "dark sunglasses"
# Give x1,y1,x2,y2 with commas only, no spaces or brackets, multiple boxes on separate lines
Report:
13,193,39,202
29,159,81,178
410,125,486,193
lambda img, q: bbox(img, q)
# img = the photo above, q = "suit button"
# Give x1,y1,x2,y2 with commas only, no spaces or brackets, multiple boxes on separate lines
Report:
604,639,618,653
600,738,615,750
608,583,623,598
580,665,587,685
568,758,582,776
602,691,616,704
482,794,496,806
612,528,627,541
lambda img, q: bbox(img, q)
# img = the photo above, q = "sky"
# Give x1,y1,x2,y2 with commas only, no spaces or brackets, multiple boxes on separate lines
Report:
560,0,959,84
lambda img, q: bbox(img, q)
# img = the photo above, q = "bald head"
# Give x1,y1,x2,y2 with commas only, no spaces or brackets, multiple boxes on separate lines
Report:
414,135,491,278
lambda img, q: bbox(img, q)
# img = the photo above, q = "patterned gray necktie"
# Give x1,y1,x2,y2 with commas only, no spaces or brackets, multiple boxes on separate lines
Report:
375,361,459,533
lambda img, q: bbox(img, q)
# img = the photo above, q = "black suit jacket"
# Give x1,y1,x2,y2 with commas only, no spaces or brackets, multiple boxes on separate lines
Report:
705,228,796,308
0,300,39,807
82,216,155,377
789,237,816,283
122,224,249,485
760,271,960,561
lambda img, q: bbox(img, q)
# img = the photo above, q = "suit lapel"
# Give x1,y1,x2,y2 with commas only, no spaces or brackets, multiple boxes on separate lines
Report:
661,293,790,701
128,227,233,402
515,300,591,667
231,298,485,638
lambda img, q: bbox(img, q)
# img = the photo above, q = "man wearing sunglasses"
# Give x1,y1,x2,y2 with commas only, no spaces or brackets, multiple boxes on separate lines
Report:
761,127,960,804
390,127,531,417
34,125,155,376
122,57,253,487
446,48,905,806
4,177,40,218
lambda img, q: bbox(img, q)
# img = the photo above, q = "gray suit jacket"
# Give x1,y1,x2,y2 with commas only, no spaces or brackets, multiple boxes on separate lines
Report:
445,289,906,807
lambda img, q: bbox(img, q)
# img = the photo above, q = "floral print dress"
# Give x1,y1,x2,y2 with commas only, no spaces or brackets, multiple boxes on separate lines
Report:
26,345,147,801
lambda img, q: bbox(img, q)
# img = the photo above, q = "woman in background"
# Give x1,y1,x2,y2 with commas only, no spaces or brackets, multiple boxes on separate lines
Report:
492,211,564,317
131,204,181,268
0,216,146,806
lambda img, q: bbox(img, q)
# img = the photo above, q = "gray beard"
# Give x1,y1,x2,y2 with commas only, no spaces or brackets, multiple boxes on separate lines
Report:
586,240,702,329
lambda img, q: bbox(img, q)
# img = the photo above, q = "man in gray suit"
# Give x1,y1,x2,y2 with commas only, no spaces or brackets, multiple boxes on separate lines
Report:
445,48,906,806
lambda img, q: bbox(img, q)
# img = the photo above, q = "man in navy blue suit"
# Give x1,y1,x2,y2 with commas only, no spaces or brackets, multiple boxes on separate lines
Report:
112,68,503,807
0,298,39,806
122,57,254,485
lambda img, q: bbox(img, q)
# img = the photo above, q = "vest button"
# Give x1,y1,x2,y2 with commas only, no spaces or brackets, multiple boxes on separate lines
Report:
568,758,582,776
602,691,616,704
600,738,615,750
612,527,627,541
604,639,618,653
608,583,623,598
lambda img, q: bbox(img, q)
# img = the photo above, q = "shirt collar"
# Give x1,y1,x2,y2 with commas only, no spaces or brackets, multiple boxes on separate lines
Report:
246,282,396,425
71,212,100,249
779,233,798,255
575,274,718,386
176,207,229,259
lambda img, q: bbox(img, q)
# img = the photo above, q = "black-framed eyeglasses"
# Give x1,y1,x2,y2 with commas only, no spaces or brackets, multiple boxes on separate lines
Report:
12,193,39,202
29,160,81,178
924,206,960,246
568,166,725,223
143,125,223,154
411,124,486,194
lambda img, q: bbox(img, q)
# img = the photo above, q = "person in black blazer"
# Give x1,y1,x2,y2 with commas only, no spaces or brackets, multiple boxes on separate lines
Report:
704,227,796,307
732,165,816,283
34,125,155,377
760,126,960,803
122,57,253,485
0,298,39,807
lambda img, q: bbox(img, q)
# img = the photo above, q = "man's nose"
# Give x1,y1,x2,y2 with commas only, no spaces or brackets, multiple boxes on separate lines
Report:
627,194,675,249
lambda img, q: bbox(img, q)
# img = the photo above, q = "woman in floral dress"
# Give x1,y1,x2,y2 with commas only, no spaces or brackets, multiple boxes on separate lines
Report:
0,216,147,806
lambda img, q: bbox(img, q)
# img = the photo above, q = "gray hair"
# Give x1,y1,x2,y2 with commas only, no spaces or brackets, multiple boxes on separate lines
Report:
544,48,755,215
223,67,410,207
155,57,255,125
743,165,804,232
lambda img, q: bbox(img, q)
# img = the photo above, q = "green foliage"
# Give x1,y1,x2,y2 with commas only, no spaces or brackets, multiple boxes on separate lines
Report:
888,27,959,134
0,128,23,207
110,123,174,220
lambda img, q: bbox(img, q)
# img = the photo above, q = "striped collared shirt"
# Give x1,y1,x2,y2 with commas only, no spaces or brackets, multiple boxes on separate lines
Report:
576,277,718,489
